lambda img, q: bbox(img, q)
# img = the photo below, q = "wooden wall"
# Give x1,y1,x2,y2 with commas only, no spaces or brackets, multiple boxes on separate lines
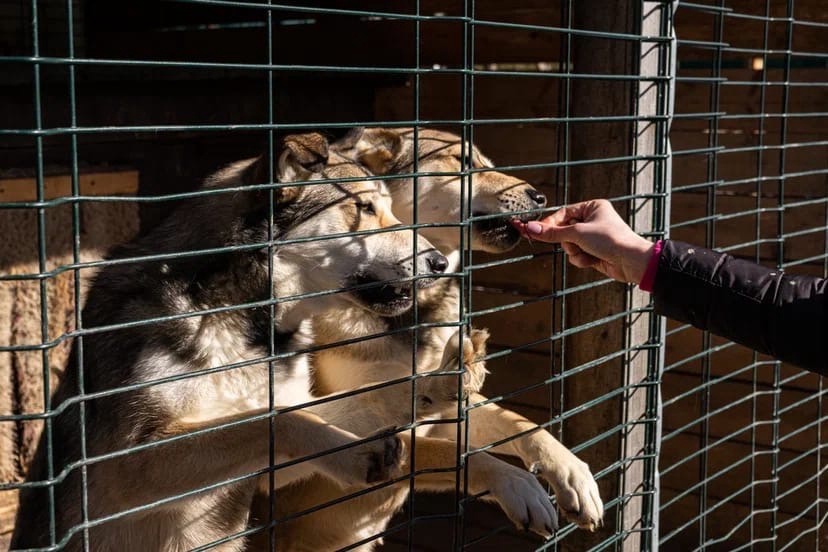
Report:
374,2,828,550
659,2,828,548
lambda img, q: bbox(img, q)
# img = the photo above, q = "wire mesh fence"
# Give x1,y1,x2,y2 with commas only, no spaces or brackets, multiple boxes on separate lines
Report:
0,1,824,551
661,0,828,550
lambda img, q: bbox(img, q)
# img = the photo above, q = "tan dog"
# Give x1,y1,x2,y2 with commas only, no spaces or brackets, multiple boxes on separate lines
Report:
254,128,602,551
11,134,453,551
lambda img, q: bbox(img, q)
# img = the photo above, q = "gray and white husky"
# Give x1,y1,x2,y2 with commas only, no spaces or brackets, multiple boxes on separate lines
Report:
11,132,450,551
258,128,602,551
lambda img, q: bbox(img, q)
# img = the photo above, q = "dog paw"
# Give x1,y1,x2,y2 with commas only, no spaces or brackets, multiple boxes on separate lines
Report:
458,328,489,395
364,428,405,483
323,428,405,488
529,434,603,531
475,456,558,538
416,328,489,414
440,327,490,389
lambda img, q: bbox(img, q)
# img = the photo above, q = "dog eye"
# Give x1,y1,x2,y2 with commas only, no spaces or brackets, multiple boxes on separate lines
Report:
356,201,376,215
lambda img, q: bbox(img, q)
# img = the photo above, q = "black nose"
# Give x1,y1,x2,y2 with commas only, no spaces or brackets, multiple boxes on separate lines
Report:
526,188,547,207
426,252,449,274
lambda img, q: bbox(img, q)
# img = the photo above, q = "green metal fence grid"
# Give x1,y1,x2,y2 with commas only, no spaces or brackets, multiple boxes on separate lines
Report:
3,0,822,551
660,0,828,550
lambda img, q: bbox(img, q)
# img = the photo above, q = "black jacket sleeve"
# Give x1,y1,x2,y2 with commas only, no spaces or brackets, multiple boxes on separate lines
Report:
652,240,828,373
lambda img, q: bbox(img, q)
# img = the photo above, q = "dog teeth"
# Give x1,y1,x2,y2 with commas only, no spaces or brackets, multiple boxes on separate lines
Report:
392,284,412,300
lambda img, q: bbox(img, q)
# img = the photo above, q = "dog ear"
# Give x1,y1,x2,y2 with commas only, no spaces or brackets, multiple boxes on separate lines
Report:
279,132,329,176
237,134,327,207
234,155,293,206
267,132,330,203
335,127,404,175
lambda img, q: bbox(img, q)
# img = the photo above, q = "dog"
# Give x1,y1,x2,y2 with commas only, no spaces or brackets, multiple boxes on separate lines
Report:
254,128,603,551
11,133,452,551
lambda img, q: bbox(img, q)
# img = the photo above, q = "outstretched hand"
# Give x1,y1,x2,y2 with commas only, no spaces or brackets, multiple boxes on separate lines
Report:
511,199,654,284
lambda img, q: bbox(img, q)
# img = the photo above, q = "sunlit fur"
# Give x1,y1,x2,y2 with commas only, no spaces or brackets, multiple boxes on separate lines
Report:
11,134,446,551
249,129,602,551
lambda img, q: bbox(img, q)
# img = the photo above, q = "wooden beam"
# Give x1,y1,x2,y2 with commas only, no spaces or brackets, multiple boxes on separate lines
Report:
0,171,139,202
624,3,669,549
86,16,561,68
563,0,638,552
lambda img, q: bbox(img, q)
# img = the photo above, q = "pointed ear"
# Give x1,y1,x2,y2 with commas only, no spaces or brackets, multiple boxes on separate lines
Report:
335,127,405,175
238,154,301,206
267,132,329,203
278,132,330,179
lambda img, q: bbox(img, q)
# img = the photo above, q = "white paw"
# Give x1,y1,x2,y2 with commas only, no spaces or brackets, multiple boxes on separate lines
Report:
531,439,603,531
486,460,558,538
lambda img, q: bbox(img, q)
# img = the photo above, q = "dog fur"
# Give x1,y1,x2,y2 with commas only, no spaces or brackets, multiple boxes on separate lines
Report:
254,128,603,551
11,133,453,551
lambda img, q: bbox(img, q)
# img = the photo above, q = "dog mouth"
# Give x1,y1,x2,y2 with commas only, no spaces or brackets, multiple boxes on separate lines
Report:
348,274,438,316
473,212,534,251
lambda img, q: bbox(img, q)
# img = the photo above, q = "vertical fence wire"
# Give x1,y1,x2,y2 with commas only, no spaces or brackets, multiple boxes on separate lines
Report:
265,2,277,551
63,1,89,550
29,0,58,546
2,1,825,551
660,0,828,550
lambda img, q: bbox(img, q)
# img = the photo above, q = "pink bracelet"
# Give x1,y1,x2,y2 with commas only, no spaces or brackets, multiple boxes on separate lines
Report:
638,240,664,292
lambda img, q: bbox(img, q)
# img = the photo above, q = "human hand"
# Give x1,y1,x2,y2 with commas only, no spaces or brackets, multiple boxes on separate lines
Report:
511,199,654,284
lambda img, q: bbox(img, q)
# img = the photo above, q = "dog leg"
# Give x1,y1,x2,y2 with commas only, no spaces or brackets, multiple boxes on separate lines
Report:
301,328,489,435
93,409,403,514
428,397,603,531
400,434,557,537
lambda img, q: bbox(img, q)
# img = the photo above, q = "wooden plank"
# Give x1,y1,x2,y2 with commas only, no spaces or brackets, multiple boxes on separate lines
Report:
481,349,558,414
660,432,825,519
670,140,828,200
559,2,639,549
659,486,823,551
673,68,828,120
664,322,821,389
471,289,554,354
668,191,828,266
471,242,560,296
661,371,825,453
85,17,561,68
0,171,139,202
619,4,664,549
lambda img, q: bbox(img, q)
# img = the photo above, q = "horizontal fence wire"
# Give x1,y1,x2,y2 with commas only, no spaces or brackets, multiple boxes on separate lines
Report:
659,0,828,551
14,0,828,551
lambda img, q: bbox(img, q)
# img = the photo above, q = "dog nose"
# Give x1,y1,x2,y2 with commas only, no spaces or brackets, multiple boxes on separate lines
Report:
426,252,449,274
526,188,547,207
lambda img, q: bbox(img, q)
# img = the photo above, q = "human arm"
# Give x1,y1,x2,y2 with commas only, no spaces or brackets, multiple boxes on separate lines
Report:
652,239,827,373
513,200,828,372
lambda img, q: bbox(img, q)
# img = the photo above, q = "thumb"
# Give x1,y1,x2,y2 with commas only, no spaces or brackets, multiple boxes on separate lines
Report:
523,220,579,244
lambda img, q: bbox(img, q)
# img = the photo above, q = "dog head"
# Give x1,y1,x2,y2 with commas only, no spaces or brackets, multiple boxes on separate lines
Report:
234,132,448,317
332,127,547,254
